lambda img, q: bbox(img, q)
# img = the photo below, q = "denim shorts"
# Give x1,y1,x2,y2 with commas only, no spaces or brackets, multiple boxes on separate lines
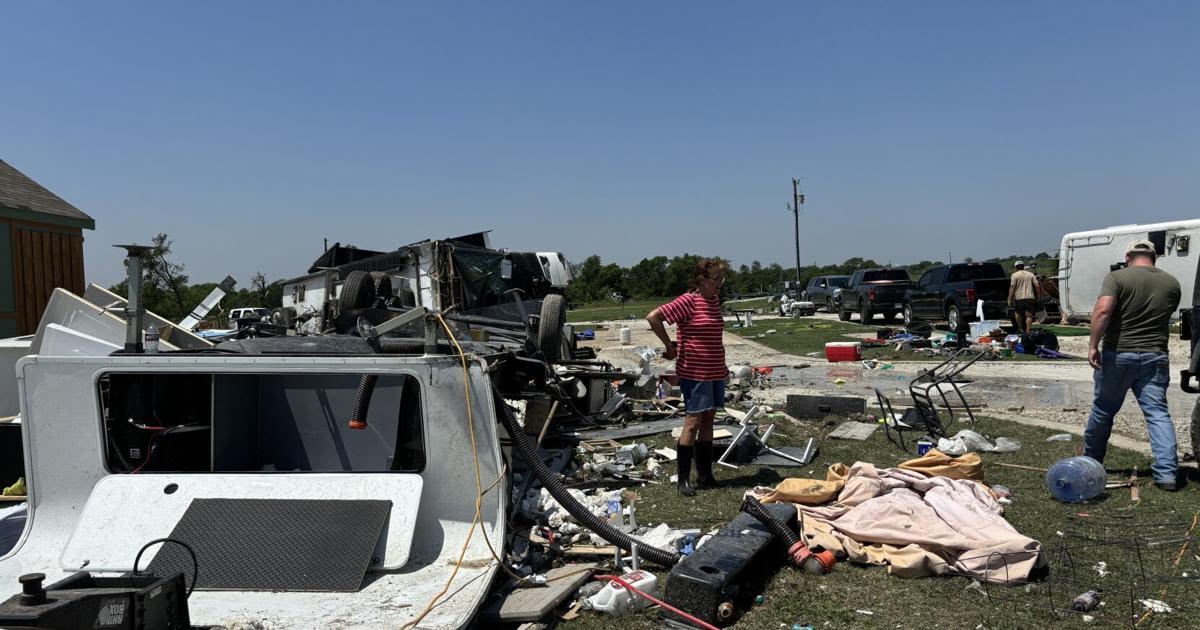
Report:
679,378,726,414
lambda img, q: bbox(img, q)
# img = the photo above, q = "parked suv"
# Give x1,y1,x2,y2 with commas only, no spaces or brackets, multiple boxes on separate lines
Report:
838,268,912,323
902,262,1009,331
801,275,850,312
229,307,270,322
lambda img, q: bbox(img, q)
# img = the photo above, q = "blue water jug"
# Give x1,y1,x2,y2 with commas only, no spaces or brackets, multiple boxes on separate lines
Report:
1045,456,1107,503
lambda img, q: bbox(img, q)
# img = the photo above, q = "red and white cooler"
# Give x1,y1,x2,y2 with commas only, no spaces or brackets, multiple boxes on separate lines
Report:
825,341,862,362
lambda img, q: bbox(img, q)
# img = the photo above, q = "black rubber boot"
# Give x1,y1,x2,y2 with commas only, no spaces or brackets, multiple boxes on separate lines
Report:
676,443,696,497
695,440,719,489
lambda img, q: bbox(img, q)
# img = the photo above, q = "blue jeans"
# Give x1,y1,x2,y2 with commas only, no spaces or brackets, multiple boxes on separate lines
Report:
1083,351,1178,484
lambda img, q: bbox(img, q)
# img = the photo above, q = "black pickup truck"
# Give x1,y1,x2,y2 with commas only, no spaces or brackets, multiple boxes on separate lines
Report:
838,268,912,323
902,262,1011,331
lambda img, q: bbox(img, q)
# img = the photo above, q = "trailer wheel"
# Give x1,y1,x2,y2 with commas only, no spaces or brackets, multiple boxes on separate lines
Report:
370,272,393,299
339,271,376,311
270,308,284,326
538,294,566,362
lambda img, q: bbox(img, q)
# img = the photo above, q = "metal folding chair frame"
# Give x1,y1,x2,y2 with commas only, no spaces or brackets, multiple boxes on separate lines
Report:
879,348,987,452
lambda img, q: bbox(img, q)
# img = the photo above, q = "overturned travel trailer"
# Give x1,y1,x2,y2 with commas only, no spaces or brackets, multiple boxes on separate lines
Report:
0,244,675,630
1058,219,1200,323
278,234,572,335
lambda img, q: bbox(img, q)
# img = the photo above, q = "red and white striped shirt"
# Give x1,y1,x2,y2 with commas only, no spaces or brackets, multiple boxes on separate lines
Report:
659,292,727,381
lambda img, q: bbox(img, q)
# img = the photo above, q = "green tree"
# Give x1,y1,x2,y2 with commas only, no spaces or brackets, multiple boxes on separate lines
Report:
626,256,669,298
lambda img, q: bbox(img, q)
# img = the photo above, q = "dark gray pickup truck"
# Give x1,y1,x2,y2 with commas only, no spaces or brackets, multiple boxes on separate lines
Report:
902,262,1011,331
838,268,912,323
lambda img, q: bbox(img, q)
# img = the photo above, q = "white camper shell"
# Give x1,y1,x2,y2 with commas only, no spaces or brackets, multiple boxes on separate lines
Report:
1058,220,1200,323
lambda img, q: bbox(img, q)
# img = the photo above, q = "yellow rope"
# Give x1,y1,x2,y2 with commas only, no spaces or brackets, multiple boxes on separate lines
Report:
401,316,584,626
400,315,484,629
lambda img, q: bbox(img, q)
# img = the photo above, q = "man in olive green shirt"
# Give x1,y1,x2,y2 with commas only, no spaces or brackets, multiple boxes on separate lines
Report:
1084,240,1182,490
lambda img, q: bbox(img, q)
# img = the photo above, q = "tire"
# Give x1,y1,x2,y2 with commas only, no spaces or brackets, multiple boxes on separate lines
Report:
538,294,566,362
1066,315,1081,326
903,304,914,326
860,302,873,323
838,305,851,322
370,271,393,299
339,270,376,311
947,304,965,333
269,308,284,326
826,298,835,313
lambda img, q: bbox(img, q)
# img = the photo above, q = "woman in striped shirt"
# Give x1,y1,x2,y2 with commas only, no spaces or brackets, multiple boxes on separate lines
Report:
646,259,729,496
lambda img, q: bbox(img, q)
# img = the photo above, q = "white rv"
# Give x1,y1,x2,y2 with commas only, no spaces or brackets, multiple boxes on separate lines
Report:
1058,220,1200,323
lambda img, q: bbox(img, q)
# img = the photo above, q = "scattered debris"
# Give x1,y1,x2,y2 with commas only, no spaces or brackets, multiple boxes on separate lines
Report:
937,429,1021,456
483,563,600,623
1140,599,1173,613
1046,433,1073,442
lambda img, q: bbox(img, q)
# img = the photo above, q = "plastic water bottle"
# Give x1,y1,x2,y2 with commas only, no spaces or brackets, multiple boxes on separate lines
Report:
1045,456,1106,503
144,324,160,353
1070,590,1101,612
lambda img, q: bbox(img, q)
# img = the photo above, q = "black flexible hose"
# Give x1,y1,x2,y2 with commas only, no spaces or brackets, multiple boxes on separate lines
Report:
350,336,453,429
741,495,800,548
349,374,378,430
493,389,682,568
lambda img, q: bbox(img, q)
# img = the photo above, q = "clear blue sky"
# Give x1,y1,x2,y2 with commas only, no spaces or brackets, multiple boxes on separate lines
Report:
4,2,1198,287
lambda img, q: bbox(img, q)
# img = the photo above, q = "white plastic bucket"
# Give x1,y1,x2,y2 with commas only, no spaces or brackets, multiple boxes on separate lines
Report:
619,327,632,345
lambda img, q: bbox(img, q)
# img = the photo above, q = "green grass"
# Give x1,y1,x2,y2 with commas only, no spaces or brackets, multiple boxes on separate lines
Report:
566,297,771,323
1037,324,1091,337
727,318,868,356
565,415,1199,629
727,318,1057,362
567,298,670,323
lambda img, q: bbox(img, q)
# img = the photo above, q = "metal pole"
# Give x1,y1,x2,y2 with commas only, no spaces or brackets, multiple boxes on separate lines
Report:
114,244,154,353
791,178,804,287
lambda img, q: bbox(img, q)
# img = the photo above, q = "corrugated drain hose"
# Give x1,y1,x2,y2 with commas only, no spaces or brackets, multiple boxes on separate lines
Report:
741,495,835,574
493,389,682,568
349,374,378,430
348,337,447,430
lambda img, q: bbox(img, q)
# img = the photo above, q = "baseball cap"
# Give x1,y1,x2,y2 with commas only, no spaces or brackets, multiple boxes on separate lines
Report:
1126,239,1156,256
1014,260,1025,268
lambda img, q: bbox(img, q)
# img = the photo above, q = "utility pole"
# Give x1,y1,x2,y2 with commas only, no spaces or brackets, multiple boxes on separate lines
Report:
789,178,804,287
